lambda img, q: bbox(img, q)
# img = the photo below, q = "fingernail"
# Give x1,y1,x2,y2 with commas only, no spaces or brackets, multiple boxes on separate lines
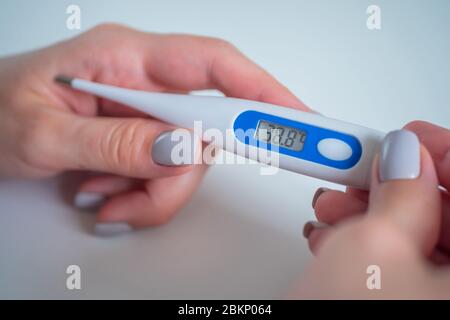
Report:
94,222,132,237
151,130,200,166
303,221,329,239
74,192,105,209
379,130,420,182
312,187,329,208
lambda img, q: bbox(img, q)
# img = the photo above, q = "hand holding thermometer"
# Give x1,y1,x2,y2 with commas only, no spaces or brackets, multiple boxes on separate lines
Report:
55,76,385,190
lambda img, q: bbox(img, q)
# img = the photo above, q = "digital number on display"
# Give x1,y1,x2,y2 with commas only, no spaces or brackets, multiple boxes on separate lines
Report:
255,120,306,151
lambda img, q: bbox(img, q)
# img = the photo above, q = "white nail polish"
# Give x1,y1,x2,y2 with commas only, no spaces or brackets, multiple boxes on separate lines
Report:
152,130,201,166
74,192,104,209
379,130,420,182
94,222,132,237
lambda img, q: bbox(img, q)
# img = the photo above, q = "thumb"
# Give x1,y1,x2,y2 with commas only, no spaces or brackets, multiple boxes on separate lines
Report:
59,114,199,179
368,130,441,255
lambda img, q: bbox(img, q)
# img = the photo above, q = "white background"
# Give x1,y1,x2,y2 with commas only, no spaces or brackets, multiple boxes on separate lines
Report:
0,0,449,298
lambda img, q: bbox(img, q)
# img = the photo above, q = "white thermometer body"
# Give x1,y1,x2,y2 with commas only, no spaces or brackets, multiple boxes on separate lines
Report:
57,77,385,189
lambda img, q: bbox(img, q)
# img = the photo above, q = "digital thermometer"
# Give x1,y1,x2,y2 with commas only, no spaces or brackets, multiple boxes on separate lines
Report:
55,76,385,189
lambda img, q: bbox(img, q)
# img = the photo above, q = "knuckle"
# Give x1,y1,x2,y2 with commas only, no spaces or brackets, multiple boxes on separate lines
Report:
404,120,429,132
150,201,173,226
89,22,129,34
205,36,236,52
99,120,154,173
135,207,174,228
144,189,176,226
151,211,174,226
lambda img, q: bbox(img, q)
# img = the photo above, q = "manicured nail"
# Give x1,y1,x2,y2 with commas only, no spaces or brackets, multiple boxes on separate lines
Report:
312,187,329,208
379,130,420,182
151,130,200,166
74,192,105,209
303,221,329,239
94,222,132,237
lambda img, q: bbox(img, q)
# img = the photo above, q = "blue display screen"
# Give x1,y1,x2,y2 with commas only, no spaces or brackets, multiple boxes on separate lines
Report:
233,110,362,170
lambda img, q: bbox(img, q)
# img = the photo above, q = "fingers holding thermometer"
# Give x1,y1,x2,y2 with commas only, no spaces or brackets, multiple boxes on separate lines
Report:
306,128,446,261
296,134,445,299
1,24,311,236
51,28,309,235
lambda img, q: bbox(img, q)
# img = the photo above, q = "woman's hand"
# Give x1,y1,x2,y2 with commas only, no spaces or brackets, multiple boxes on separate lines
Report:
307,121,450,261
0,24,308,235
297,124,450,298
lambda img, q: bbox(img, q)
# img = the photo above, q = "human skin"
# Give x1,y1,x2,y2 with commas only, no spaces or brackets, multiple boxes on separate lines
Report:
3,24,449,297
298,122,450,299
0,23,309,230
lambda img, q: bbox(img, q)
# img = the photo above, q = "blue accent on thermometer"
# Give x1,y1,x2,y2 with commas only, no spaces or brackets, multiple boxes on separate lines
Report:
233,110,362,170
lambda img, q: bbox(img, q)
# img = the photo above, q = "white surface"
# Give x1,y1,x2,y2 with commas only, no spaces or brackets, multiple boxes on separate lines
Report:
0,0,450,299
0,166,313,299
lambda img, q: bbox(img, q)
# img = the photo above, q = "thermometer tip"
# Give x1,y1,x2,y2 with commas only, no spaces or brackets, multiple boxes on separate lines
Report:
54,75,74,86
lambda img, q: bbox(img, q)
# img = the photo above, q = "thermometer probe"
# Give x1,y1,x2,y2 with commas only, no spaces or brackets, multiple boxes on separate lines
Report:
55,76,384,190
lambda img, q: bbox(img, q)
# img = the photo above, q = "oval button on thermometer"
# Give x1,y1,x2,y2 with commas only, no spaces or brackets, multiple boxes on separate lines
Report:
317,138,353,161
55,76,385,190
